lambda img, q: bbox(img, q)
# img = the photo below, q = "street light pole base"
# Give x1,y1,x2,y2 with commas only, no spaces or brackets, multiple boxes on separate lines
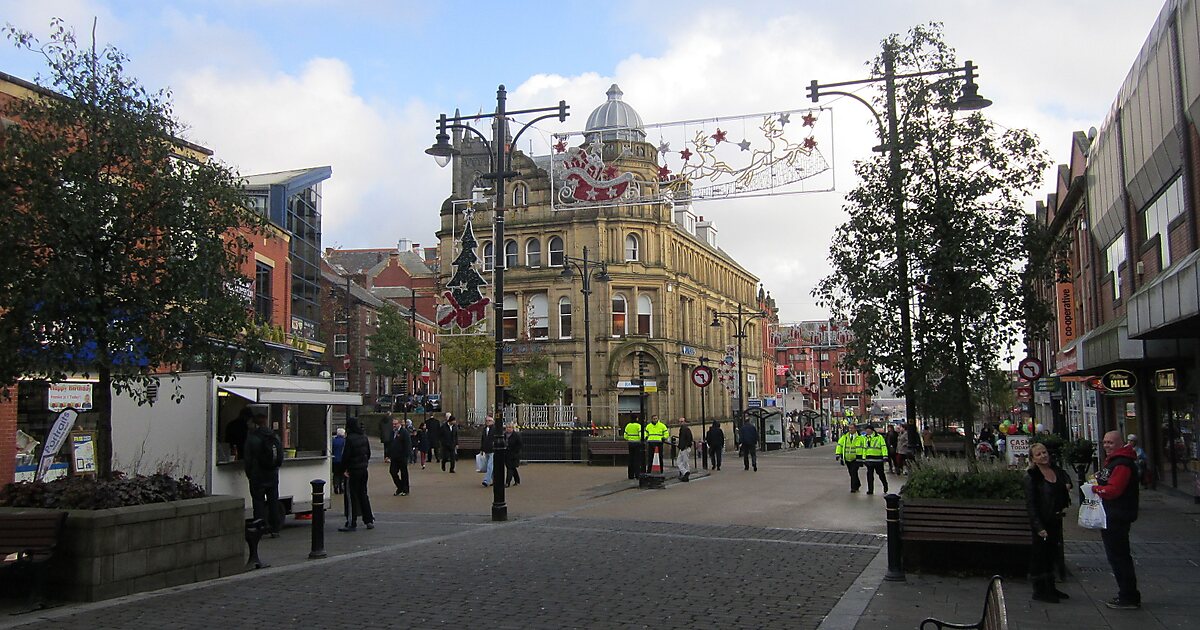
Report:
491,503,508,522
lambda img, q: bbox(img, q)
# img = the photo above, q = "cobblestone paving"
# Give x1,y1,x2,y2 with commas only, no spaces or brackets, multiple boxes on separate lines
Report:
11,516,881,630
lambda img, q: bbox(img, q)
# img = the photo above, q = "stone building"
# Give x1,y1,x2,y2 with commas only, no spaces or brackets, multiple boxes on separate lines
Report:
436,85,766,428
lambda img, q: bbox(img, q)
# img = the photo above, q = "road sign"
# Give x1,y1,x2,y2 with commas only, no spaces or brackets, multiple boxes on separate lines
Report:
690,365,713,388
496,372,511,387
807,383,819,395
1018,357,1044,381
748,399,763,408
421,370,431,383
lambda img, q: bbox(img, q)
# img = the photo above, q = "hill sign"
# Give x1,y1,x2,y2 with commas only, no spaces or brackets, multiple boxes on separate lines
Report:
1101,369,1136,394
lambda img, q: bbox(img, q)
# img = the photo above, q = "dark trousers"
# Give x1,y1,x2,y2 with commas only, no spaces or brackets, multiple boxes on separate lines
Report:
249,478,283,533
346,468,374,526
742,444,758,470
441,446,456,471
646,442,664,472
389,458,409,493
505,461,521,486
1101,519,1140,603
864,460,888,493
846,460,862,491
709,445,723,470
1030,517,1063,576
627,442,644,479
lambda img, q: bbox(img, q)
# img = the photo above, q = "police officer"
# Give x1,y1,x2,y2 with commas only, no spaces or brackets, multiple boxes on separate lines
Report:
835,423,866,493
862,424,890,495
644,415,670,473
624,417,645,479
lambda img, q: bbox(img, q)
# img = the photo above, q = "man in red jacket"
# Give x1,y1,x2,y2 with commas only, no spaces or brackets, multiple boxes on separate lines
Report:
1093,430,1141,610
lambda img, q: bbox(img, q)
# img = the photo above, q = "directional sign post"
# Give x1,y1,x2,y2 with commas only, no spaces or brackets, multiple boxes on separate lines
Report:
690,366,713,388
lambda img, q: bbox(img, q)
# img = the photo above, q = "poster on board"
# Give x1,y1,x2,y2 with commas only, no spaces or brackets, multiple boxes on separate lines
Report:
72,432,97,475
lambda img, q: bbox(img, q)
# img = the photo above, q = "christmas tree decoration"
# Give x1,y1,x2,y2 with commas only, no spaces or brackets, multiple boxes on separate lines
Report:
437,209,491,330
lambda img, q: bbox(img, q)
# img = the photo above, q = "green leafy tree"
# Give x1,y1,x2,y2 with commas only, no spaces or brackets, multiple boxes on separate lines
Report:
815,23,1049,433
0,21,266,477
507,355,565,405
368,305,421,386
439,328,493,416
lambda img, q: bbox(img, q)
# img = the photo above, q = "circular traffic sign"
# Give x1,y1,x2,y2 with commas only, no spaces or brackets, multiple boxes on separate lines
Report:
1018,356,1044,381
807,383,819,395
691,365,713,388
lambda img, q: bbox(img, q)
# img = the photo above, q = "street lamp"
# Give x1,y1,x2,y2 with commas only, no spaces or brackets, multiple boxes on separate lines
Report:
710,305,767,440
427,85,569,522
806,47,991,429
560,246,610,432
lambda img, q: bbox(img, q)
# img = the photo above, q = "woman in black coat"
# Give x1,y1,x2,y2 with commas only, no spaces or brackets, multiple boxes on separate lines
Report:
339,417,375,532
1024,442,1071,603
504,423,523,487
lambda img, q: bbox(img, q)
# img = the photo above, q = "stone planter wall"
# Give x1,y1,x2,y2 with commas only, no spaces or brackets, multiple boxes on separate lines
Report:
2,495,245,602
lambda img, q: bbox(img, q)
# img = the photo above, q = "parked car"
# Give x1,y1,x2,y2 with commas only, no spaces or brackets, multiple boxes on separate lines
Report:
426,394,441,412
374,394,395,413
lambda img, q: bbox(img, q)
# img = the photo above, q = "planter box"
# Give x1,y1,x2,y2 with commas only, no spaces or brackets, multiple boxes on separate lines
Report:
900,498,1031,575
1,495,245,602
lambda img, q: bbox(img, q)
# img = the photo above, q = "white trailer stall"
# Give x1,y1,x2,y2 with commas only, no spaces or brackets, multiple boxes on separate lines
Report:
110,371,362,514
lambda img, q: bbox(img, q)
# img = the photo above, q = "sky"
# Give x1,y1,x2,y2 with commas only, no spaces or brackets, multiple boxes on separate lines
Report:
0,0,1168,325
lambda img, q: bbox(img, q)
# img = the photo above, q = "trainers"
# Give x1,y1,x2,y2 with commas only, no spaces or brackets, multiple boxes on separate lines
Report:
1105,598,1140,610
338,526,357,532
365,522,375,530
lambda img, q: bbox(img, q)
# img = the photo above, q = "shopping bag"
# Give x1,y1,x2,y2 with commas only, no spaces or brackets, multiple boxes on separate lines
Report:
475,452,486,473
1078,482,1107,530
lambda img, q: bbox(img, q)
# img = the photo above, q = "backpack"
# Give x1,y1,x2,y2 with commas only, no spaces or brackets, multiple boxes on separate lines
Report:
260,431,283,472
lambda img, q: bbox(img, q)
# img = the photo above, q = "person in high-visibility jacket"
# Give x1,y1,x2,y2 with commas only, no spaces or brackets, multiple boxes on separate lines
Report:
624,418,645,479
862,424,890,495
644,415,670,473
835,424,867,493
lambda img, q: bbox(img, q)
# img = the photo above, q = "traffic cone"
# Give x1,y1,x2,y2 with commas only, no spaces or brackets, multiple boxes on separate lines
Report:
650,445,663,473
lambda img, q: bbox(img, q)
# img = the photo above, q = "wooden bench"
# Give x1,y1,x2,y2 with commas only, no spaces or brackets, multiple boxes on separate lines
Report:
587,440,629,465
0,511,68,609
931,438,969,457
456,435,481,455
901,500,1030,546
920,575,1008,630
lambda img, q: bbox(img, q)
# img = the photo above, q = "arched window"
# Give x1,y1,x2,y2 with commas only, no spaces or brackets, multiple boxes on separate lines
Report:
611,293,628,337
548,236,565,267
504,239,518,268
482,241,494,271
637,293,653,336
526,238,542,267
502,294,518,341
625,233,640,261
528,293,549,339
558,297,572,339
512,182,528,206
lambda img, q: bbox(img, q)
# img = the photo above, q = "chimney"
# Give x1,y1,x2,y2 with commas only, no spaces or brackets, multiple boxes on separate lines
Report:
412,242,421,252
397,238,411,253
695,216,718,248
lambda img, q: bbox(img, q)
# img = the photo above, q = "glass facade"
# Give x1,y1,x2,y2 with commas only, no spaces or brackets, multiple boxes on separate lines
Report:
287,184,323,339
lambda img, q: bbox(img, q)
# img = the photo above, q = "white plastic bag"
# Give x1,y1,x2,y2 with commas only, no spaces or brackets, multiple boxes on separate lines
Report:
475,452,486,472
1078,482,1107,530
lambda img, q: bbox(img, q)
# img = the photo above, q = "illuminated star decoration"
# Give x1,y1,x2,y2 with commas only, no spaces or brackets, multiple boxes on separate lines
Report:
657,165,672,180
658,141,671,153
803,137,818,150
554,139,568,153
711,128,727,143
738,139,751,151
778,112,791,126
802,112,817,127
679,147,693,162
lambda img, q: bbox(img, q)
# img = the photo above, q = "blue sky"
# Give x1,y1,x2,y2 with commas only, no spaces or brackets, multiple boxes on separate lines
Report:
0,0,1168,326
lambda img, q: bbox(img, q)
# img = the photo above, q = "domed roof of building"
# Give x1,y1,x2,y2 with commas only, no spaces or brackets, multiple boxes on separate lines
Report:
584,84,646,142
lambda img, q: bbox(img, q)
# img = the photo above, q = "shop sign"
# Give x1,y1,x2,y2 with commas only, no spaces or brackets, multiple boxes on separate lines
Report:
1056,282,1076,346
1101,369,1136,394
1155,369,1178,392
1034,376,1060,392
680,346,697,357
48,383,93,412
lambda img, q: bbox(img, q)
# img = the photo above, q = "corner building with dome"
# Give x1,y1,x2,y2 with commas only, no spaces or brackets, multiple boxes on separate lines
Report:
435,85,768,432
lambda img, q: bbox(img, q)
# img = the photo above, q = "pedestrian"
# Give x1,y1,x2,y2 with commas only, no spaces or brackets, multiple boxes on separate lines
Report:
802,423,815,449
835,424,865,492
1126,434,1150,489
895,425,911,475
424,414,443,464
1024,442,1071,603
706,421,724,471
243,412,284,536
339,416,375,532
406,418,417,464
378,414,394,457
331,427,347,494
504,422,522,487
387,417,411,496
675,417,694,482
739,419,758,471
624,417,645,479
885,424,899,473
1093,430,1141,610
480,415,497,486
920,425,934,457
645,415,670,473
440,415,458,473
225,407,252,461
863,424,889,495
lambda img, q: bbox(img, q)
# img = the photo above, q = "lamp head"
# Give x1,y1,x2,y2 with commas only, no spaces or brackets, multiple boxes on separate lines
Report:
595,267,611,282
560,266,573,279
951,61,992,111
710,314,721,328
425,131,458,167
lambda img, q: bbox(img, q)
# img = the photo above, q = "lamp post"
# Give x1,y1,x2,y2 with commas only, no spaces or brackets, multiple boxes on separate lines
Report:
710,305,768,437
427,85,569,522
806,46,992,429
561,246,610,431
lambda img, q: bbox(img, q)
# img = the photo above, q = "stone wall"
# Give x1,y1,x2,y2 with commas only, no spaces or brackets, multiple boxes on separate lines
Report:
2,495,245,602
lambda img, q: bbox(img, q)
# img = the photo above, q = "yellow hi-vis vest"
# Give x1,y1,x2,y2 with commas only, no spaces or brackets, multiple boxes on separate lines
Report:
646,421,669,441
863,433,888,460
836,433,865,461
623,422,644,442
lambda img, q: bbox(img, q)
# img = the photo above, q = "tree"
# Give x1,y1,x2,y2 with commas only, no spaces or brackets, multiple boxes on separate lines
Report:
815,23,1049,431
367,304,421,388
507,355,566,405
0,21,266,476
439,328,493,416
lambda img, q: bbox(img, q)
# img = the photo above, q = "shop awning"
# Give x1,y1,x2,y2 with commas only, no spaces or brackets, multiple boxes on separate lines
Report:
1128,249,1200,339
219,385,362,406
1078,315,1144,372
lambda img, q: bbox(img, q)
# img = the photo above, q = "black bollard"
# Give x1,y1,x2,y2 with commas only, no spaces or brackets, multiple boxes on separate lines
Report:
884,493,905,581
245,518,269,569
308,479,327,559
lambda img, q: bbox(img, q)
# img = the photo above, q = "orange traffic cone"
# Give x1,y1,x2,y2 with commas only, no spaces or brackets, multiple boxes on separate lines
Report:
650,445,663,473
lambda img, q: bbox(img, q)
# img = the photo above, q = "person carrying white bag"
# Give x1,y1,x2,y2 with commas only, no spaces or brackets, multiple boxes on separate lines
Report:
1078,481,1106,530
